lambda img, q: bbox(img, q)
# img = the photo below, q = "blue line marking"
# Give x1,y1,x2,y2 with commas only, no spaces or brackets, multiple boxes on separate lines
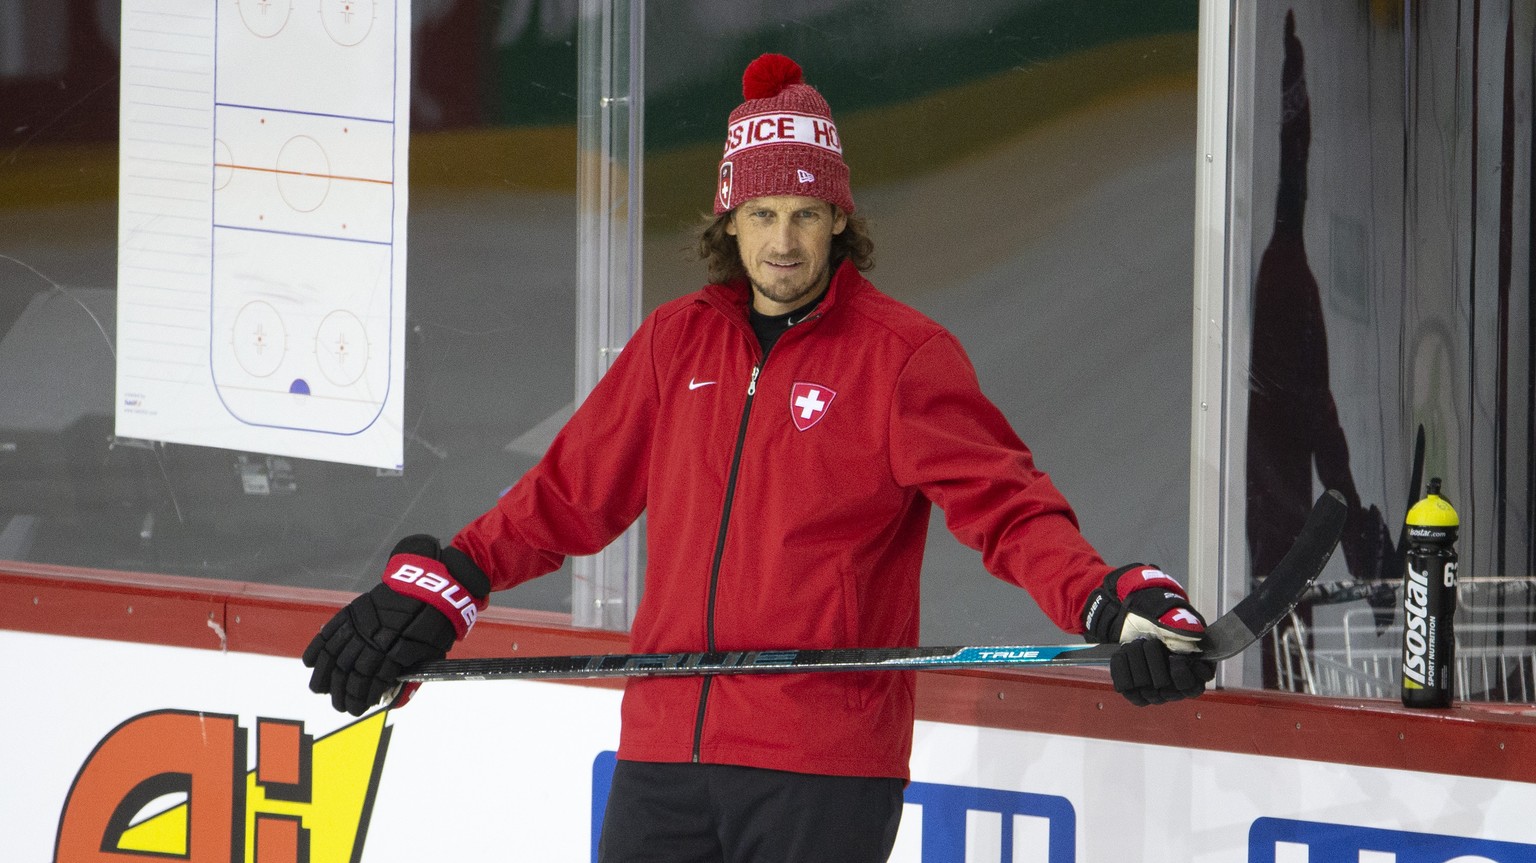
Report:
213,223,393,247
213,101,393,124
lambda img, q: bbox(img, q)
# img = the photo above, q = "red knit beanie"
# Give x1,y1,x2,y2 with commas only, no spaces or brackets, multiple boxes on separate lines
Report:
714,53,854,215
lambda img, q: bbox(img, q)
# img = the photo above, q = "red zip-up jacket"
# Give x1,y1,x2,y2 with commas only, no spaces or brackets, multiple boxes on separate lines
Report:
452,260,1112,779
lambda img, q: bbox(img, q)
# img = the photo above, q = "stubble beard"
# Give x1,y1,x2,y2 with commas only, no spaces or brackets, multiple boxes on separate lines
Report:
749,260,831,312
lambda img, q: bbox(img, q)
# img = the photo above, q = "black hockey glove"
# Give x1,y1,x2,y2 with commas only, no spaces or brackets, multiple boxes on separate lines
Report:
1110,638,1217,706
1082,564,1215,706
302,535,491,716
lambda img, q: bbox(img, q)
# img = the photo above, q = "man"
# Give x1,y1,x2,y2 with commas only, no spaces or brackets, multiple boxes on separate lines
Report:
304,53,1214,862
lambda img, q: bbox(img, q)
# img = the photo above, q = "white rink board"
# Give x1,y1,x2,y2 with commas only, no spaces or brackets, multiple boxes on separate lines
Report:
3,629,1535,862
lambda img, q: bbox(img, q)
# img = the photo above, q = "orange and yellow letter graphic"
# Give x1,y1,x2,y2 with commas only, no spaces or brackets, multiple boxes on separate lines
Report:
55,709,390,862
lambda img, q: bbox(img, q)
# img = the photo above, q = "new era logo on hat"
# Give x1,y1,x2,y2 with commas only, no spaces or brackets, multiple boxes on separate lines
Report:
797,169,815,183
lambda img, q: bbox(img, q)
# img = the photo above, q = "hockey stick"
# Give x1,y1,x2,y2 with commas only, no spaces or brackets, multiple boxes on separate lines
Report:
399,490,1346,683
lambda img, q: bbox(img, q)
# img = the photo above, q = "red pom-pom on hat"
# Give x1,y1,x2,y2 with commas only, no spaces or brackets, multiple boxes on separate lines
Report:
742,53,804,100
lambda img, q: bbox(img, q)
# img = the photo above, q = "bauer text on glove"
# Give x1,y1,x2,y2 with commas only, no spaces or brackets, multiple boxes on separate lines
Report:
301,535,490,715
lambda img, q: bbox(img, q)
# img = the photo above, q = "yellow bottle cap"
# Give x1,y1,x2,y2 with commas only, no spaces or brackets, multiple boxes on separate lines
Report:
1406,492,1459,528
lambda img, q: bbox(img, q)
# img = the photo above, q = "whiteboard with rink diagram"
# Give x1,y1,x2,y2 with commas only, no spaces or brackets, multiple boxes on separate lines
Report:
115,0,409,470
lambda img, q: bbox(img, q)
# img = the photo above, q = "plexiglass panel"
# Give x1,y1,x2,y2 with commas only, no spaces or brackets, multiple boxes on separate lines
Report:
0,1,581,613
640,0,1200,644
1236,0,1536,700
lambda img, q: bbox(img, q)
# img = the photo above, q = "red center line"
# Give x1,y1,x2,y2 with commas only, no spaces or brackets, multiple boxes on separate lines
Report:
215,162,392,185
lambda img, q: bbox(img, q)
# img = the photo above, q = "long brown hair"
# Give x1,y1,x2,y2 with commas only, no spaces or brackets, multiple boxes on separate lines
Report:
697,207,875,285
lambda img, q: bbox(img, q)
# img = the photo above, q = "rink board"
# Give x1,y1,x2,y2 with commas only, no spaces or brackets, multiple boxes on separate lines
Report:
4,622,1536,862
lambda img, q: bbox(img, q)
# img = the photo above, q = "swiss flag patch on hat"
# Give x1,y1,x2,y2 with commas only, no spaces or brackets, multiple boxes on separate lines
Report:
717,162,734,212
790,382,835,431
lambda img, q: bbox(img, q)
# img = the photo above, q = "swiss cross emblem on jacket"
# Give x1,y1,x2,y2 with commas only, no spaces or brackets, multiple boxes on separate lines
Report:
790,381,835,431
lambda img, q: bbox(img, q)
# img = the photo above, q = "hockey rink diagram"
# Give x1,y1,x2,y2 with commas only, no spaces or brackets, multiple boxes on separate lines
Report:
115,0,408,469
210,0,398,436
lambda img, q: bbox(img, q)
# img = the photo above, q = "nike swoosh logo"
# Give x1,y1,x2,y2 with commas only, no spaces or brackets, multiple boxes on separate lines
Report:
688,378,717,390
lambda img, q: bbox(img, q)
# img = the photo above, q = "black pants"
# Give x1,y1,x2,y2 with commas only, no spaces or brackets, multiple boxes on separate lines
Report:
597,760,904,863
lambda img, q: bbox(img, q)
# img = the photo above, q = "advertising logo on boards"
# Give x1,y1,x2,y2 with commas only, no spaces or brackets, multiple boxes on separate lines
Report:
54,709,391,863
1250,817,1536,862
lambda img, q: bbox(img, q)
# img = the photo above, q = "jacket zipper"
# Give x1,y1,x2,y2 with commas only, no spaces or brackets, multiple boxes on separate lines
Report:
692,361,762,762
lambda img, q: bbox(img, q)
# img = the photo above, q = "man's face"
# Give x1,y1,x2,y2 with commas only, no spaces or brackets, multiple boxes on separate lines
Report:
727,195,848,315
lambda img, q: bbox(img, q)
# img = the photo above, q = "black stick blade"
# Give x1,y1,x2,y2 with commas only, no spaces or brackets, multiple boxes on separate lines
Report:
1198,489,1347,660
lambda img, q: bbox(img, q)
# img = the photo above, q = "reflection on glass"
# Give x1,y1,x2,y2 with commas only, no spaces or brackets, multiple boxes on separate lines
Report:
1247,11,1397,688
1244,4,1536,703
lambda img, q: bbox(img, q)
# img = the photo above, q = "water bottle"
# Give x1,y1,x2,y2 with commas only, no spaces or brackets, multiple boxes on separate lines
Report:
1401,478,1459,708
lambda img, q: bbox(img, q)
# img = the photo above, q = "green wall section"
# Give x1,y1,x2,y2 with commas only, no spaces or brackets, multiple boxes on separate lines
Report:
485,0,1198,148
645,0,1198,150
